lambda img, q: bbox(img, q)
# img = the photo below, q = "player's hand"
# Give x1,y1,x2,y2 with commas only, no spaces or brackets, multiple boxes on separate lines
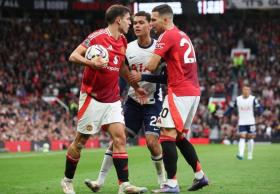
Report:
128,70,141,84
135,87,148,105
88,56,108,69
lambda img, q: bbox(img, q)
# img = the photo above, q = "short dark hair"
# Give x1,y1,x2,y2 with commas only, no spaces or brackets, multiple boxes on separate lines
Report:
152,4,173,16
134,11,151,22
243,83,251,88
105,4,131,24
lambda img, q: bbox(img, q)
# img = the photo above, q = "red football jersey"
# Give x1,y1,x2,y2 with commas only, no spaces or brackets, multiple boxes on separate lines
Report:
80,28,127,102
154,26,200,96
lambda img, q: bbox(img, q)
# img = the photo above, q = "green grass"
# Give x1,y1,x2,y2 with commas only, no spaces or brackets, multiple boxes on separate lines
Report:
0,144,280,194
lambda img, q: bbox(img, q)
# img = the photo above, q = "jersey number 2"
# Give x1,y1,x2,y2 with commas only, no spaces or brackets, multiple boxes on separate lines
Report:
180,38,196,64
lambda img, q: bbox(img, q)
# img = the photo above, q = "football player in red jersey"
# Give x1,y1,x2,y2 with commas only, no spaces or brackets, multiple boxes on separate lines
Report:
84,11,167,193
145,4,209,193
61,4,147,194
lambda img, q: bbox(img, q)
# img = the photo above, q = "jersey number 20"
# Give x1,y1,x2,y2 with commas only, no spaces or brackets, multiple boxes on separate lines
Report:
180,38,196,64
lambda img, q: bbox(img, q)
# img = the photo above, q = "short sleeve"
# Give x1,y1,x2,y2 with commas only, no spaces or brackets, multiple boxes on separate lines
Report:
154,32,173,58
80,33,97,48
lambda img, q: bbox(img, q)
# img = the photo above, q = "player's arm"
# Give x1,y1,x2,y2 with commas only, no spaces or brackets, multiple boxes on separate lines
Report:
128,66,167,84
120,62,139,89
146,33,172,72
141,65,167,84
145,54,162,72
120,62,148,104
69,45,106,70
141,74,167,84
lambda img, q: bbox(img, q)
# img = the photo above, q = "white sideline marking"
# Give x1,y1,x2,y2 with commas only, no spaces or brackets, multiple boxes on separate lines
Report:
0,149,100,159
0,147,139,159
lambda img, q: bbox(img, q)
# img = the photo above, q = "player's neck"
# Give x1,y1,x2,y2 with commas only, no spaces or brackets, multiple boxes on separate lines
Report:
137,36,152,47
107,25,121,40
165,23,174,31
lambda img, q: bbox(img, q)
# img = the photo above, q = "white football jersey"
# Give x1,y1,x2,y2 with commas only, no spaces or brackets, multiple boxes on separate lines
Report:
234,95,260,125
126,39,163,104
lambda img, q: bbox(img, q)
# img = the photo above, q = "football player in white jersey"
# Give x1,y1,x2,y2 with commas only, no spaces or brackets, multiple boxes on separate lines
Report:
224,85,263,160
84,11,167,192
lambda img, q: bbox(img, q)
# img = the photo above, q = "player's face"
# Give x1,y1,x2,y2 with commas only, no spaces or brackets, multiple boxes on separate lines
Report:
151,12,165,35
133,16,151,37
242,86,251,97
119,12,131,34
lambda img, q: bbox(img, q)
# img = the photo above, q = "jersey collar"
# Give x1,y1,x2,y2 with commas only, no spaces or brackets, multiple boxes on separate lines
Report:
137,38,154,49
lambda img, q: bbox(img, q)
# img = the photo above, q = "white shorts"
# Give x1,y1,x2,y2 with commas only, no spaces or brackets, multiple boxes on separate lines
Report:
156,94,200,132
77,93,124,135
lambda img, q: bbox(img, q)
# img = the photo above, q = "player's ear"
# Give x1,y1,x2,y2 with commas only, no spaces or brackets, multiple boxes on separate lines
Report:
149,22,152,30
116,16,121,24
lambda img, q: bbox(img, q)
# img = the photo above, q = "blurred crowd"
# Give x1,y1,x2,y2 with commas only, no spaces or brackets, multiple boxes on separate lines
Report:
183,17,280,141
0,15,279,142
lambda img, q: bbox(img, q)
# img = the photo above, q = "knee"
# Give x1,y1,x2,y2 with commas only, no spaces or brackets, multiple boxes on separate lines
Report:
68,142,82,159
112,132,126,148
240,134,246,139
67,134,89,158
146,138,158,150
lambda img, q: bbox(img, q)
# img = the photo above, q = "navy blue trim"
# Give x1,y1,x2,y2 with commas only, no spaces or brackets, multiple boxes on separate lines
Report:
137,38,154,49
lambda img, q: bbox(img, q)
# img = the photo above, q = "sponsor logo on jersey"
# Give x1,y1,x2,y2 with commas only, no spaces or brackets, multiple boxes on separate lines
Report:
113,56,119,65
103,66,120,72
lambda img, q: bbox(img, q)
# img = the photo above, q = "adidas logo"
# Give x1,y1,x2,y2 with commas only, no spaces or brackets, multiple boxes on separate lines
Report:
107,45,113,50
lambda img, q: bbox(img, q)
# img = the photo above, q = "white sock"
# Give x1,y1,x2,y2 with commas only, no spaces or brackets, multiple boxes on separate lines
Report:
194,170,204,180
63,177,73,181
238,138,246,157
152,154,167,185
247,139,254,159
166,179,178,188
97,149,113,185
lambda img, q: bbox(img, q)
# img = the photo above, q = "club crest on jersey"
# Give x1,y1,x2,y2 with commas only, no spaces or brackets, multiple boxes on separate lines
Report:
86,124,93,131
113,56,119,65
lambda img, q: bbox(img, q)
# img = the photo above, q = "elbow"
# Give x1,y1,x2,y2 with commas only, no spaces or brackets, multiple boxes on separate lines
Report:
69,53,75,62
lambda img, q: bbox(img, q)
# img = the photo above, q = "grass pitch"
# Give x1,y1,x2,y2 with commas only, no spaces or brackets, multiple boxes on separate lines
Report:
0,144,279,194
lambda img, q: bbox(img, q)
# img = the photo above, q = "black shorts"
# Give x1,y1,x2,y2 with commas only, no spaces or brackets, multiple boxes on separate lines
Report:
124,97,162,138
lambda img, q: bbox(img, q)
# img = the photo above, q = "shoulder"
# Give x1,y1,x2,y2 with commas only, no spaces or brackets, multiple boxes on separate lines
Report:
120,34,128,44
251,95,258,102
248,95,256,101
157,31,168,42
126,40,138,53
127,40,138,48
87,28,108,40
236,96,242,102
